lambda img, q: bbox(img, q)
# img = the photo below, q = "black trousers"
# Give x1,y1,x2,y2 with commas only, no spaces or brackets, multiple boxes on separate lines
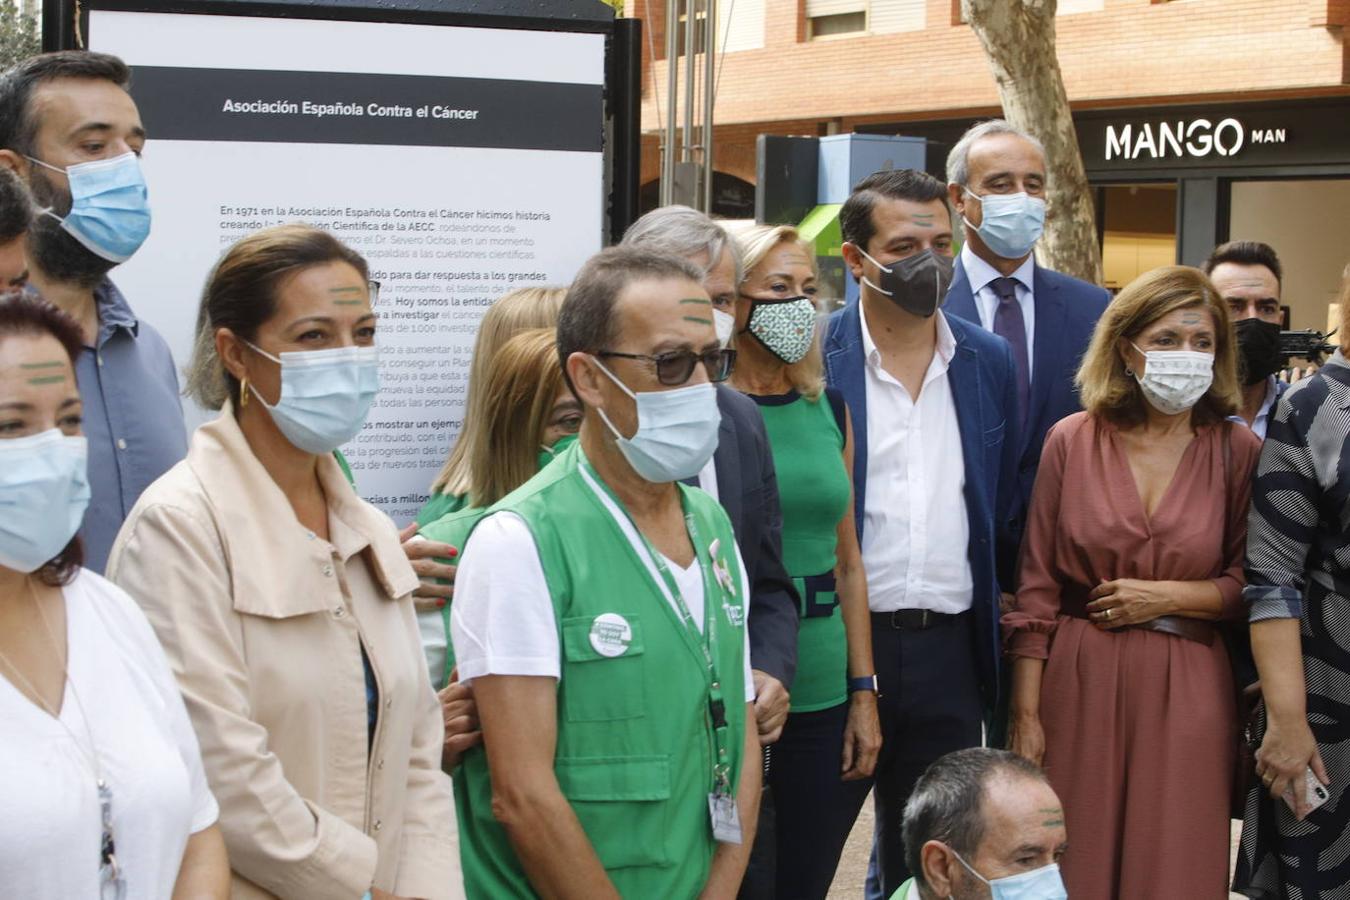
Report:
741,702,873,899
869,611,984,898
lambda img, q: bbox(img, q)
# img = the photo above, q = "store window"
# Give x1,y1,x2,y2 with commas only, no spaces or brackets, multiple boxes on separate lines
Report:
807,0,867,38
1229,179,1350,331
1099,184,1176,292
675,0,709,55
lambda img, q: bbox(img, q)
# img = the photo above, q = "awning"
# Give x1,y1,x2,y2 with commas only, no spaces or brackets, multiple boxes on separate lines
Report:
798,203,843,258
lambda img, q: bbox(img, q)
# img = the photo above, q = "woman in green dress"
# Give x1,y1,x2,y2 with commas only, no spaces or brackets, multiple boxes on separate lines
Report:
728,223,881,899
415,327,581,690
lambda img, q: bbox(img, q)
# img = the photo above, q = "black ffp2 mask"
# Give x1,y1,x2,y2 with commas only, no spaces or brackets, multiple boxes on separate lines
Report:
1234,317,1283,386
857,247,955,318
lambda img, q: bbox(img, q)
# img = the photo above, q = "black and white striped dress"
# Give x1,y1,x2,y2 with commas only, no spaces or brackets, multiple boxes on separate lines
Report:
1235,351,1350,899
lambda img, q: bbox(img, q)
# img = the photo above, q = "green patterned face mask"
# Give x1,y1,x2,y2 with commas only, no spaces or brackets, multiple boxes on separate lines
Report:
742,295,817,364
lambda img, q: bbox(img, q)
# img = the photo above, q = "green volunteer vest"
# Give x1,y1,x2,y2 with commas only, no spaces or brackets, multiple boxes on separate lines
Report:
418,503,488,687
417,435,580,688
456,442,748,898
416,489,468,528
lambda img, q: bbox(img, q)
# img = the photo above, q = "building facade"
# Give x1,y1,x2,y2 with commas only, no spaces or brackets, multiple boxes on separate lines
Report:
630,0,1350,328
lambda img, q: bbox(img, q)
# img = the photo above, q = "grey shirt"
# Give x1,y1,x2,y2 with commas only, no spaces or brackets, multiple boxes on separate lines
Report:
76,279,187,572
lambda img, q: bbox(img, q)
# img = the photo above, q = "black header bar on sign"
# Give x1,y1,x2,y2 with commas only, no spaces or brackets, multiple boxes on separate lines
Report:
130,66,603,152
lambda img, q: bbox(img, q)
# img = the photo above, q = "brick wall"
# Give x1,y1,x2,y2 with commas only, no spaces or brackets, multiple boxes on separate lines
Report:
628,0,1348,190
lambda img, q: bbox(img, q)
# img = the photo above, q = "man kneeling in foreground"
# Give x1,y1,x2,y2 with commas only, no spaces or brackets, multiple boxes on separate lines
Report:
894,748,1067,899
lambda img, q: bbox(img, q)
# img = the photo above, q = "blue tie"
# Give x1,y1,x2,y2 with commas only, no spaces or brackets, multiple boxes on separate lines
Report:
991,277,1029,429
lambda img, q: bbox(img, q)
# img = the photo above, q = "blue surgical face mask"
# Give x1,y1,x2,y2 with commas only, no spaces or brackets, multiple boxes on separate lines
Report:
953,851,1067,900
963,189,1045,260
28,152,152,263
245,342,380,455
712,309,736,349
0,429,90,573
592,358,721,483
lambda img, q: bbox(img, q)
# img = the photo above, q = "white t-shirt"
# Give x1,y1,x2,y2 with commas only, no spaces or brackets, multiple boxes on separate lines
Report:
0,570,218,899
452,475,754,703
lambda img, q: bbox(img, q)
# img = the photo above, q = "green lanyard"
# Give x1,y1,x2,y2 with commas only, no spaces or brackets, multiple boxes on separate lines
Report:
580,460,736,796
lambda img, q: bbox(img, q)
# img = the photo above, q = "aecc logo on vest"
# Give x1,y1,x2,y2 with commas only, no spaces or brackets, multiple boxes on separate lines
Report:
1104,118,1287,161
589,613,633,658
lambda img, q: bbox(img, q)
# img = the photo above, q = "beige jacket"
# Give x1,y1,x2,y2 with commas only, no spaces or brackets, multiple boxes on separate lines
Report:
107,406,462,900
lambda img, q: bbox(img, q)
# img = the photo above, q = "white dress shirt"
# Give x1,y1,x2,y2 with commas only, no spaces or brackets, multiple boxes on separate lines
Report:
1229,375,1281,441
962,244,1036,378
859,304,974,614
697,456,720,501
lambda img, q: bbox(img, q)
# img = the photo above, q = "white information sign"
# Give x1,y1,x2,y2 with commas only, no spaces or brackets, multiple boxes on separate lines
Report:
92,10,605,523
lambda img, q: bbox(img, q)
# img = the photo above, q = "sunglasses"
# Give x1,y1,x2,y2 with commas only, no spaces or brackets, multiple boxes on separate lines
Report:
597,347,737,386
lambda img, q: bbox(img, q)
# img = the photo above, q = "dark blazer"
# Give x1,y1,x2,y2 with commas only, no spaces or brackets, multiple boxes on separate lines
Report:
712,384,800,689
943,260,1110,585
823,308,1019,705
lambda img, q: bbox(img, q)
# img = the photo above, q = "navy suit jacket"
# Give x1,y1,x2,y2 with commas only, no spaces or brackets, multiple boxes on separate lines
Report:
943,261,1110,585
823,306,1019,706
711,385,800,689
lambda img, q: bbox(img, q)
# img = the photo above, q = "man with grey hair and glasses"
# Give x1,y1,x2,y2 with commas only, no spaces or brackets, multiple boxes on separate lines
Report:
624,206,800,899
893,748,1067,900
942,120,1109,596
622,205,800,748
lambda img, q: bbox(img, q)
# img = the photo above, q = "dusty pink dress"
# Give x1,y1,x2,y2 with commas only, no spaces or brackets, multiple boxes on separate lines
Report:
1004,411,1260,899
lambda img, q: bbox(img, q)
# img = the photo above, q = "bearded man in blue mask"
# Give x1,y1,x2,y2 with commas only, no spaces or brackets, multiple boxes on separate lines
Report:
942,121,1110,596
0,51,184,573
895,748,1068,900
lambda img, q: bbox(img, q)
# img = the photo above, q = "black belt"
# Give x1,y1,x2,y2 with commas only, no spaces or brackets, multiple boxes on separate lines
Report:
870,609,969,631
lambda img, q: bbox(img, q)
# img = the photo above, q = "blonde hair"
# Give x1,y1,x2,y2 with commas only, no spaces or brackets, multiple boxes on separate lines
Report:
430,286,566,496
728,222,825,400
1076,265,1241,427
466,328,566,509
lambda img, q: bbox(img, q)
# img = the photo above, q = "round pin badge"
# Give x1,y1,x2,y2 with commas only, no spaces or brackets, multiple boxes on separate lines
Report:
589,612,633,658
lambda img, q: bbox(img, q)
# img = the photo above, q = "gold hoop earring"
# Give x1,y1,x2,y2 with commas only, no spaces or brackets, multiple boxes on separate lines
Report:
239,377,249,409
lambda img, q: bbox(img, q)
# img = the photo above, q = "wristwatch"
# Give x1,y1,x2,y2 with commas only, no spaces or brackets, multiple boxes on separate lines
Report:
848,674,879,695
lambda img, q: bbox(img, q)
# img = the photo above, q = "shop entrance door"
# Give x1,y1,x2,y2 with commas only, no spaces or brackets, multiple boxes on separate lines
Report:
1229,179,1350,332
1098,183,1177,293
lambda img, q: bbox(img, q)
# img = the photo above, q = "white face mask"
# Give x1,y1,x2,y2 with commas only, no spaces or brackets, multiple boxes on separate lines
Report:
245,342,381,454
592,358,721,483
712,309,736,349
953,851,1067,900
0,429,90,573
1130,342,1214,415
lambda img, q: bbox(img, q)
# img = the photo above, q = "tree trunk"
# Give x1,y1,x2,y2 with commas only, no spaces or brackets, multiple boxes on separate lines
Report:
962,0,1103,285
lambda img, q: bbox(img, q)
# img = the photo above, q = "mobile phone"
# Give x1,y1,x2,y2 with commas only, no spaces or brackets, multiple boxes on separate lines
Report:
1282,767,1331,815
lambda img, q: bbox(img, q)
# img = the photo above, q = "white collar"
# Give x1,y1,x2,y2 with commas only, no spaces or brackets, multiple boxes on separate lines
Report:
860,300,957,370
962,243,1035,296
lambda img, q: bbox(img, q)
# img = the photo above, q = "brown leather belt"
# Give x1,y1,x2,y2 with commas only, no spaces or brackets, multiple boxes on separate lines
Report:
1060,583,1215,646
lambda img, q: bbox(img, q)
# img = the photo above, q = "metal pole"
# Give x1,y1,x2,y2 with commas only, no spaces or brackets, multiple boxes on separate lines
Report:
701,0,716,214
607,18,643,244
682,0,696,171
662,0,679,207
